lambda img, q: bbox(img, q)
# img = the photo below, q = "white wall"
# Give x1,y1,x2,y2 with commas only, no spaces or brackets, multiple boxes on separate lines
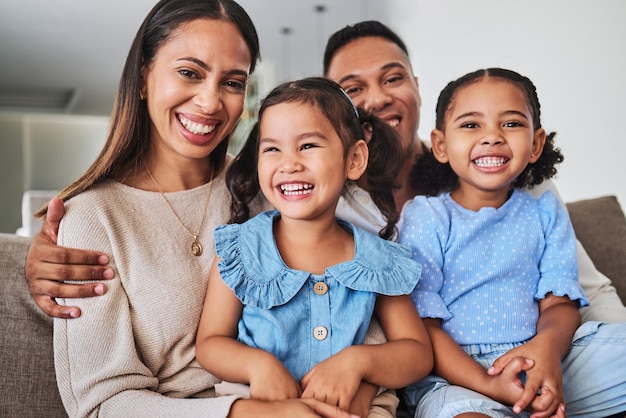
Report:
387,0,626,207
0,114,108,233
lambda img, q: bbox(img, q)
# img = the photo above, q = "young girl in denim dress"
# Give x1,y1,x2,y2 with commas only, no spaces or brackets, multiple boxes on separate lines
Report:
399,68,626,418
195,77,433,418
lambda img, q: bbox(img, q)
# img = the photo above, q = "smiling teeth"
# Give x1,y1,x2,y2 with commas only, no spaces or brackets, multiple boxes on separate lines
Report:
473,157,508,167
179,116,215,135
387,119,399,128
280,183,313,195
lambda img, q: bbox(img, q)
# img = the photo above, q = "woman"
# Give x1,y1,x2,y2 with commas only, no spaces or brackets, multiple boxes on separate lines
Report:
42,0,357,417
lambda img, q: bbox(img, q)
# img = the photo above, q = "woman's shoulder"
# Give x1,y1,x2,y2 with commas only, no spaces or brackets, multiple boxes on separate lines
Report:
64,180,124,212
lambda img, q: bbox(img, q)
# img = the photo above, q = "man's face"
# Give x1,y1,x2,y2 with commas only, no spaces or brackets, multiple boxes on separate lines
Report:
325,36,422,152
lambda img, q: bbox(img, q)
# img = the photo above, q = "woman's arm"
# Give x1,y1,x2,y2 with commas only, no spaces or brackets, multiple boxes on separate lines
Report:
54,193,239,418
196,260,301,401
26,198,113,319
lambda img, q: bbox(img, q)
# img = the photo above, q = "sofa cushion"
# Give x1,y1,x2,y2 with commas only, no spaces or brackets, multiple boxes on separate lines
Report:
0,233,66,417
566,196,626,305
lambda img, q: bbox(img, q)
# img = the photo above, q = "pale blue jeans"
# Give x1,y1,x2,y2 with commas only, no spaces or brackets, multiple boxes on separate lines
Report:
404,321,626,418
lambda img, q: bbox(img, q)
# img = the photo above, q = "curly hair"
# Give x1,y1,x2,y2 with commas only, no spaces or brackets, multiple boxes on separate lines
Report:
411,68,563,196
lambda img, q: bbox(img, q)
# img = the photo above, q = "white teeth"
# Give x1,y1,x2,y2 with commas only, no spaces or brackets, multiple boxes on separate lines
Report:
280,183,314,195
387,119,399,128
473,157,508,167
179,116,216,135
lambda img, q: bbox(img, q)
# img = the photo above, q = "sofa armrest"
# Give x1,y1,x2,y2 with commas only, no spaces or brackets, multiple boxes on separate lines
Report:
566,196,626,305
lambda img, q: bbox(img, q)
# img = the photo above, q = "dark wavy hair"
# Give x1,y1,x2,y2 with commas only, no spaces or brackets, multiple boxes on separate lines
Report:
411,67,563,196
226,77,403,239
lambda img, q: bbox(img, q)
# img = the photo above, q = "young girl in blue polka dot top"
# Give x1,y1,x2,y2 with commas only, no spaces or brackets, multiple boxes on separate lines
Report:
195,77,433,418
399,68,626,418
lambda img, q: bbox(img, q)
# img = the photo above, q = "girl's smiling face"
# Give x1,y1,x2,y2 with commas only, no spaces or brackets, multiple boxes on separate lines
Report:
432,78,546,208
141,18,251,166
257,101,367,222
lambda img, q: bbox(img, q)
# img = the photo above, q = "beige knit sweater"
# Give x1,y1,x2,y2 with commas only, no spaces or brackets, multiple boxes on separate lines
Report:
55,171,239,417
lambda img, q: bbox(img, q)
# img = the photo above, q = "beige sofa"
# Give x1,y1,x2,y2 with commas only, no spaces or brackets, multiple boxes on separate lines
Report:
1,196,625,417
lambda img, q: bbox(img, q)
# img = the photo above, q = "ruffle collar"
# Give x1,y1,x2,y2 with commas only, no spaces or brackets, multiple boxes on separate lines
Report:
214,211,421,308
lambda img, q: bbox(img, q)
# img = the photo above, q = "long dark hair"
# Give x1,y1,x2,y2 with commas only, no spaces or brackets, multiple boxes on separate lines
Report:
36,0,260,217
227,77,403,239
412,67,563,196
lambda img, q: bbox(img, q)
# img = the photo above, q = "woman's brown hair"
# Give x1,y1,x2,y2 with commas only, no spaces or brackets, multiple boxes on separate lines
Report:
36,0,260,217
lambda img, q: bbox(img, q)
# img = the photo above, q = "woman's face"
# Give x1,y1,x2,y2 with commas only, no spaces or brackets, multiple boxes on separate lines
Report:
141,18,251,166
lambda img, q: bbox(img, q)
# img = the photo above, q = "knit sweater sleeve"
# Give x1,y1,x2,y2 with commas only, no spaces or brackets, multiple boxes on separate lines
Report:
55,183,240,418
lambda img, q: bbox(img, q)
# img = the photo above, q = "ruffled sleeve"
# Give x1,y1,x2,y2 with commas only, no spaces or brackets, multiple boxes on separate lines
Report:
327,223,421,295
398,196,453,320
534,191,589,308
214,212,310,309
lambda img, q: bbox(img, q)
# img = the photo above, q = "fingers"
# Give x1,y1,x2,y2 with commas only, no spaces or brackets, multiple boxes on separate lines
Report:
513,382,541,415
550,403,566,418
527,387,562,418
489,356,533,377
34,295,82,319
43,198,65,242
489,355,534,376
31,280,107,318
299,398,359,418
29,261,113,283
26,260,112,319
28,234,110,268
25,222,113,318
30,278,107,299
516,384,561,418
25,224,112,283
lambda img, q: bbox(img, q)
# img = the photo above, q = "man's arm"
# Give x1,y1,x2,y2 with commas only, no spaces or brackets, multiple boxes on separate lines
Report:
25,198,114,318
529,181,626,323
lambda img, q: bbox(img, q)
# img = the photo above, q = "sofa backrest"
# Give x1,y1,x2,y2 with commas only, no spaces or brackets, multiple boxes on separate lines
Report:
0,196,624,417
0,233,67,417
566,195,626,305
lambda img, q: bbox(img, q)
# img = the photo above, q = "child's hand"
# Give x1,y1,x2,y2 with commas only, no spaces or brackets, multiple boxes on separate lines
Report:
489,344,564,417
485,356,532,406
249,355,302,401
300,348,363,411
348,382,378,418
534,402,566,418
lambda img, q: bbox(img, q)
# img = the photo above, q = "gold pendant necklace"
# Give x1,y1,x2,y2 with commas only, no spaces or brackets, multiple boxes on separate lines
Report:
145,164,213,256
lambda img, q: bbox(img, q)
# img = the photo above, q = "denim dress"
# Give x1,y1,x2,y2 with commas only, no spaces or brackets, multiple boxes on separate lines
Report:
213,210,421,381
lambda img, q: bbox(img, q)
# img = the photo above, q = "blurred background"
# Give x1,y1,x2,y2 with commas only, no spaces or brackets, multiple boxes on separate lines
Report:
1,0,625,234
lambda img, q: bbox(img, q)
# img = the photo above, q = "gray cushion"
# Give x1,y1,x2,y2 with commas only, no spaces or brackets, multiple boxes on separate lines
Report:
566,196,626,305
0,233,67,417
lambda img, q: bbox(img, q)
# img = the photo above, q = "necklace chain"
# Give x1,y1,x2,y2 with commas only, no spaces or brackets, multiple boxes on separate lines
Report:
145,164,213,256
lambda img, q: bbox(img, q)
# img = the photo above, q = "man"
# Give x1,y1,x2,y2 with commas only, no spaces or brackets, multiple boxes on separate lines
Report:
25,21,625,324
324,20,626,418
324,20,626,325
